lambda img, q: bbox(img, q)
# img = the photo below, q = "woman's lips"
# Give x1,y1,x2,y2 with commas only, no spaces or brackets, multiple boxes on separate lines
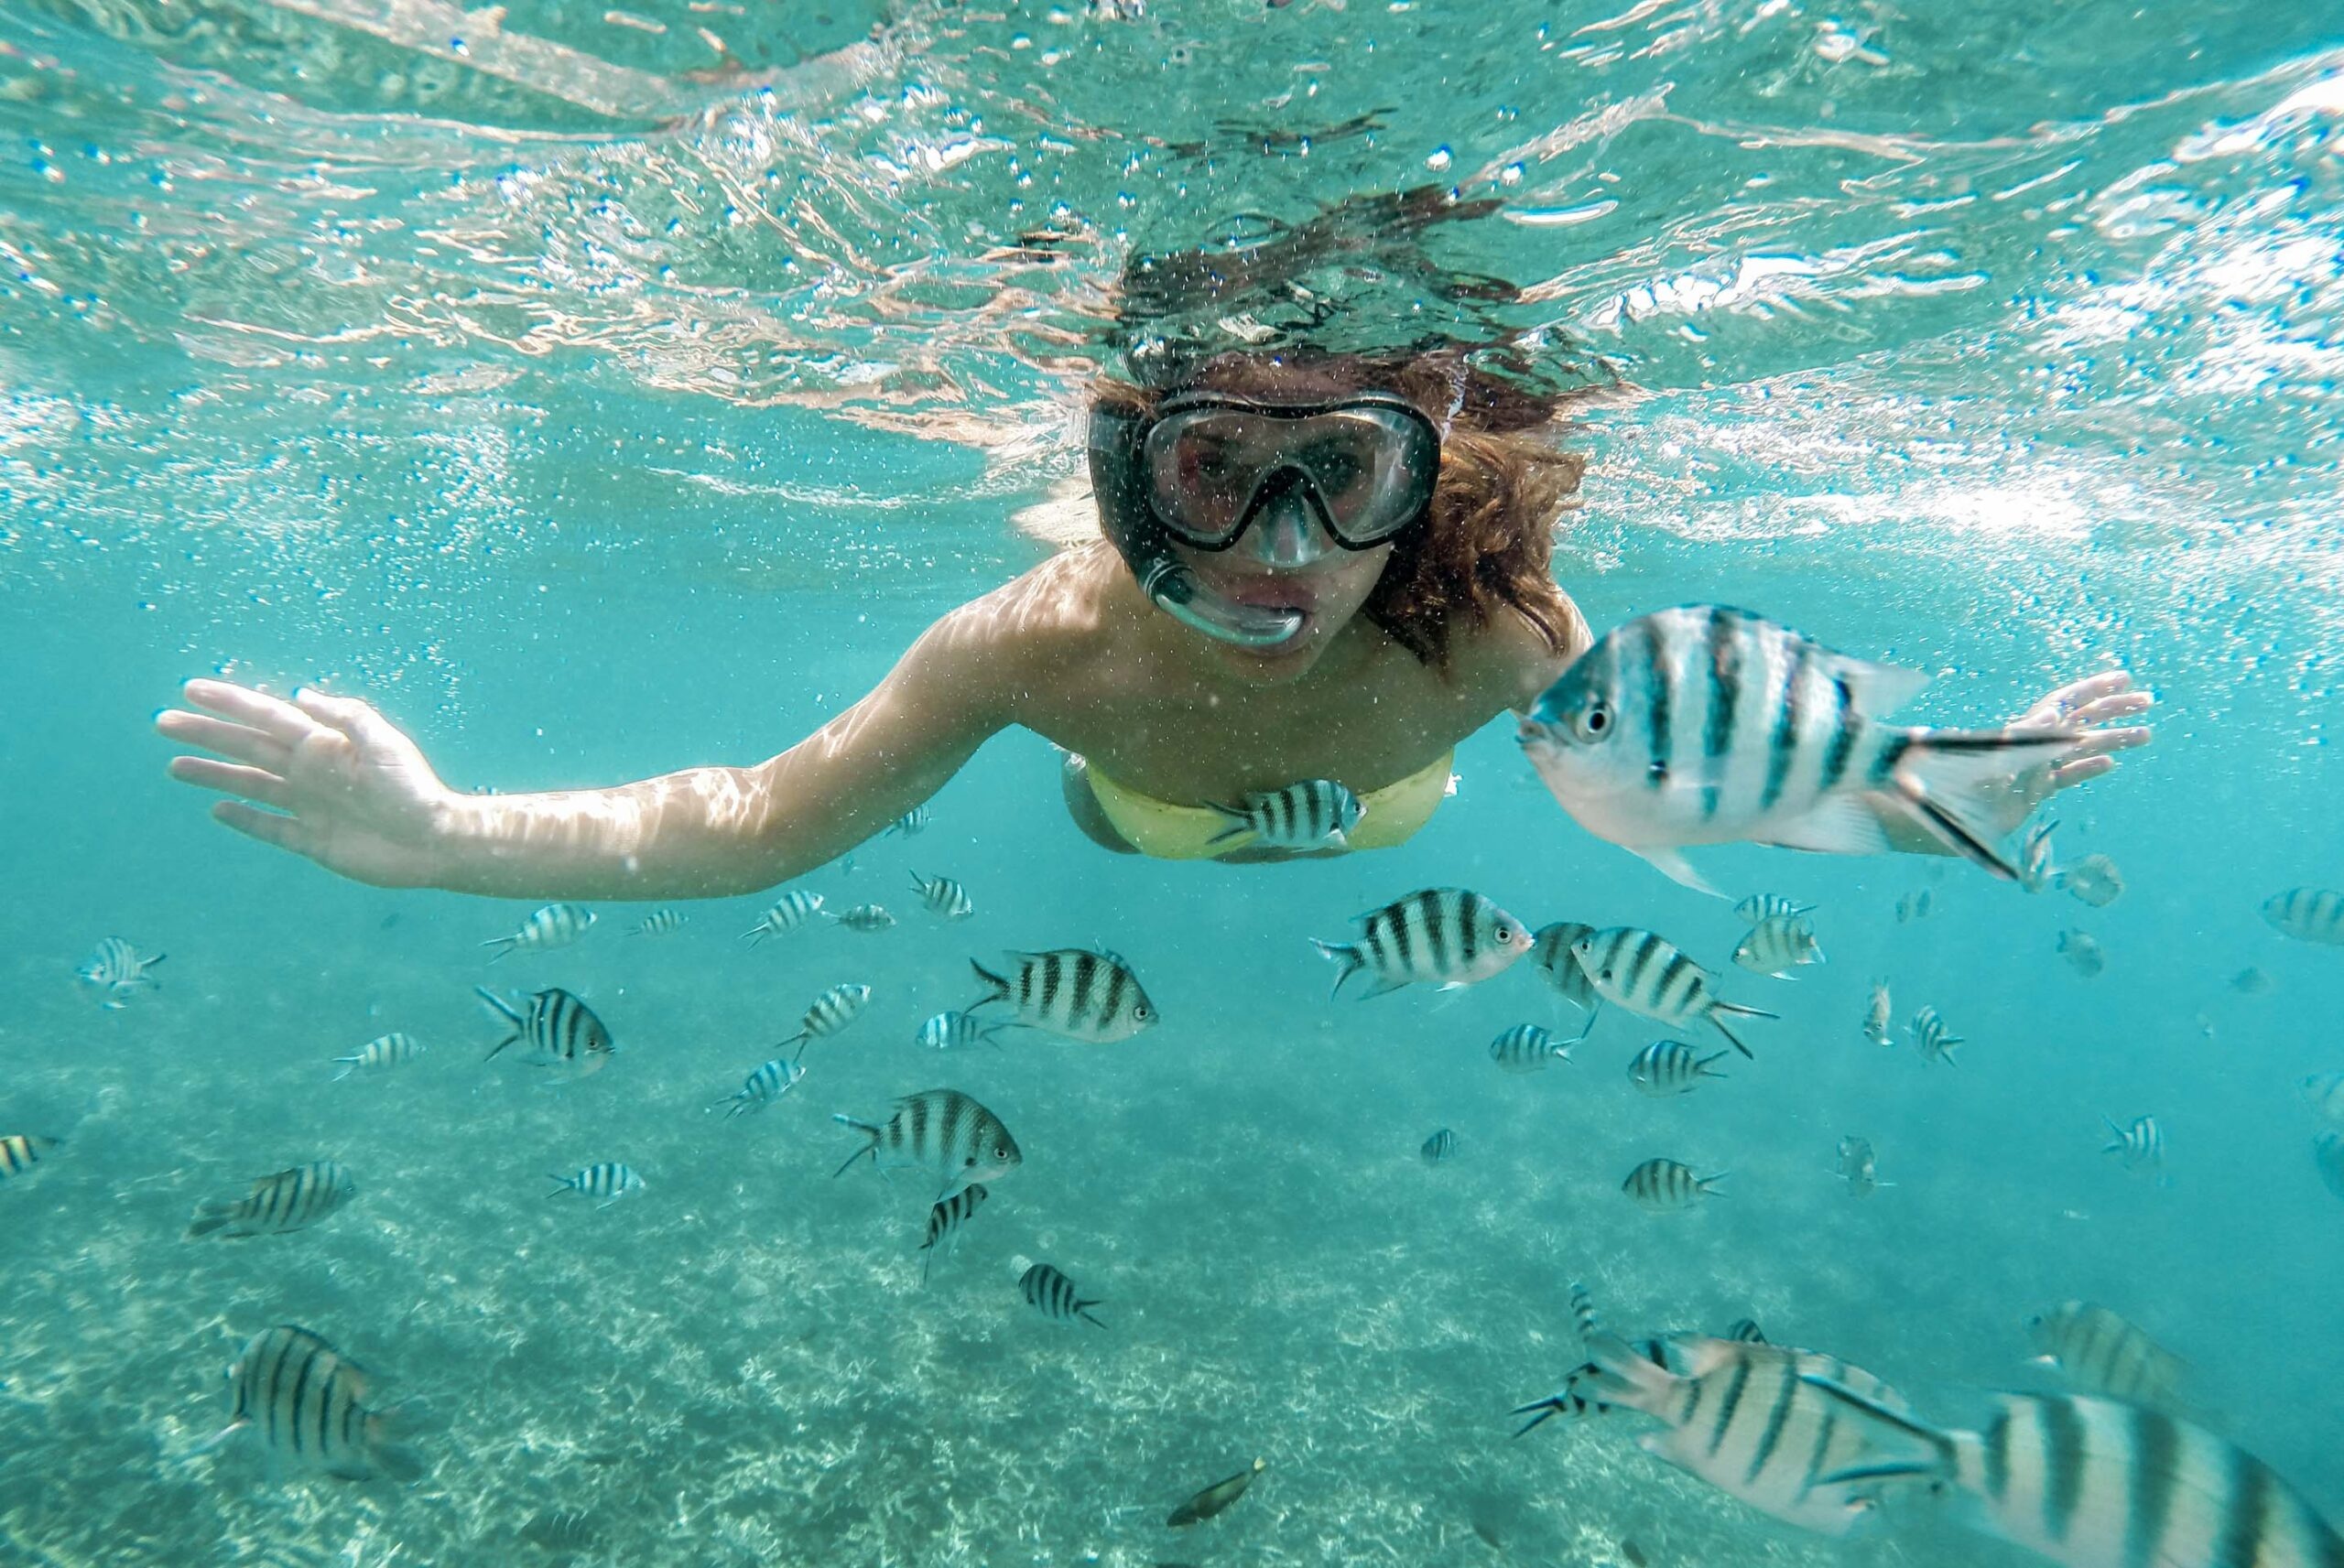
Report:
1190,564,1320,611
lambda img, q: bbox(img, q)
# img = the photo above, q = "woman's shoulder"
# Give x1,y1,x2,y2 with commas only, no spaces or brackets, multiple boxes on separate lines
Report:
1445,590,1590,712
924,543,1132,675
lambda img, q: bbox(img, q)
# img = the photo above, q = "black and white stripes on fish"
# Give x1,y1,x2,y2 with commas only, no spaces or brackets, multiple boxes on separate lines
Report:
1628,1040,1730,1097
78,935,166,1008
711,1056,806,1118
1204,778,1365,851
187,1161,358,1239
743,891,824,945
548,1162,643,1208
968,949,1155,1044
832,1088,1021,1195
629,908,686,936
2102,1115,2165,1172
2025,1303,2186,1411
1622,1157,1726,1211
1569,926,1774,1057
2263,887,2344,946
783,983,873,1050
202,1325,423,1484
909,873,976,921
1530,921,1601,1011
478,988,616,1077
1017,1260,1105,1327
332,1033,427,1080
1312,888,1532,1000
919,1184,988,1282
0,1132,60,1181
482,903,595,960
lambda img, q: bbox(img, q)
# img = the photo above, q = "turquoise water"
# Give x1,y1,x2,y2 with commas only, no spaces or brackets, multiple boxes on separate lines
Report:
5,0,2344,1563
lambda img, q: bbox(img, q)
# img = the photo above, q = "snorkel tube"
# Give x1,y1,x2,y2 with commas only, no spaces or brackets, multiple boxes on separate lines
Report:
1088,406,1305,649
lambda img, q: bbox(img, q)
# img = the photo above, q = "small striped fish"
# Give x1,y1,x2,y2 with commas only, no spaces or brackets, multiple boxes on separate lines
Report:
2264,886,2344,946
1529,921,1600,1011
1798,1381,2344,1568
1837,1135,1882,1197
1579,1334,1915,1536
629,908,686,936
1731,914,1824,977
1016,1260,1105,1327
916,1011,1004,1051
1312,889,1533,1000
1861,979,1892,1047
2058,852,2124,908
187,1162,357,1239
332,1033,426,1080
1204,779,1365,851
1623,1157,1724,1211
483,903,595,960
783,982,873,1050
1894,888,1935,923
549,1162,643,1208
1570,927,1774,1057
201,1325,423,1483
908,872,975,921
1167,1457,1267,1528
2019,816,2059,892
711,1056,806,1119
2101,1114,2164,1171
1908,1004,1960,1065
2057,928,2105,978
2025,1302,2185,1410
78,936,165,1008
478,987,616,1077
919,1184,988,1281
743,891,825,945
1489,1022,1573,1074
1510,1281,1643,1433
885,805,930,838
1420,1128,1459,1163
2317,1132,2344,1203
969,949,1156,1044
2302,1072,2344,1127
0,1133,60,1183
1520,605,2077,892
1628,1040,1728,1097
1732,893,1812,925
828,903,895,933
832,1088,1021,1195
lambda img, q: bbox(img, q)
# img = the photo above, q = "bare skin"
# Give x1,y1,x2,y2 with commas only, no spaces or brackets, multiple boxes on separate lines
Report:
157,378,2152,903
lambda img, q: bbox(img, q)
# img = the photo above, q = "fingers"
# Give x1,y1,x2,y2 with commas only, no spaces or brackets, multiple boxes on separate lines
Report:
2014,671,2155,730
2067,692,2154,728
294,687,412,757
156,710,291,773
212,800,317,858
2048,755,2116,790
169,756,295,810
178,679,325,748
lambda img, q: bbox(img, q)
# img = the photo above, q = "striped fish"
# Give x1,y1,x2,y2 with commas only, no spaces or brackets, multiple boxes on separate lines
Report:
478,988,615,1077
2301,1072,2344,1128
916,1011,1005,1052
1732,893,1812,925
2026,1303,2185,1411
2101,1114,2164,1172
201,1325,423,1483
1724,1318,1769,1345
1837,1135,1882,1197
1490,1022,1573,1074
1569,927,1774,1057
629,908,686,936
1909,1004,1960,1065
1313,889,1534,1000
1862,980,1892,1047
2019,816,2060,892
1016,1260,1105,1327
2264,887,2344,946
783,982,873,1050
969,949,1156,1044
187,1162,357,1239
1167,1457,1267,1528
1799,1380,2344,1568
1628,1040,1729,1097
1510,1282,1646,1433
548,1162,643,1209
2057,929,2105,978
482,903,595,960
332,1033,426,1081
711,1056,806,1119
828,903,896,933
743,891,824,945
1731,914,1825,978
919,1184,988,1281
1578,1333,1917,1536
1623,1157,1725,1211
1529,921,1601,1011
908,872,975,921
1519,605,2078,893
78,936,165,1008
0,1133,60,1183
1420,1129,1459,1163
1204,779,1365,851
2058,852,2124,908
1894,888,1935,924
886,805,931,838
832,1088,1021,1195
2316,1132,2344,1203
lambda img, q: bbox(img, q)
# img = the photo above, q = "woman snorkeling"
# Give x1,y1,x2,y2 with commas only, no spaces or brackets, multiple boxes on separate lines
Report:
155,200,2149,896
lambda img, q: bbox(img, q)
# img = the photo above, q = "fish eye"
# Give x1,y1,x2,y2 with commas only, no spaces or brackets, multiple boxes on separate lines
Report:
993,1143,1010,1161
964,1154,976,1167
1493,924,1516,944
1572,699,1613,743
1134,1003,1154,1022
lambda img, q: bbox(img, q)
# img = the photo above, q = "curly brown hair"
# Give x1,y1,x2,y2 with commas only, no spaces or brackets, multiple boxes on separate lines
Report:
1092,346,1593,671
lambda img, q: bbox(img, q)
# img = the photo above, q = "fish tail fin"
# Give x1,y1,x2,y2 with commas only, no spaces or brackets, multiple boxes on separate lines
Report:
1309,938,1364,1000
480,935,516,961
1568,1281,1601,1346
331,1059,358,1082
1696,1051,1731,1078
967,959,1010,1009
179,1418,250,1463
1077,1301,1107,1329
1201,802,1253,847
742,925,768,946
1887,727,2078,879
2101,1116,2127,1153
1699,1171,1730,1197
473,986,522,1022
546,1174,576,1196
1583,1332,1678,1415
1799,1374,1959,1486
830,1116,880,1177
1707,1002,1774,1059
184,1206,233,1240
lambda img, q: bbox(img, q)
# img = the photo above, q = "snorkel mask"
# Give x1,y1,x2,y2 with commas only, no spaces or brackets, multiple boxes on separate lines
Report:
1089,390,1441,648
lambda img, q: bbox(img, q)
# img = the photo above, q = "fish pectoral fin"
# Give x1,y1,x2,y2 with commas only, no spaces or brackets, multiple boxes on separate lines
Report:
1753,794,1896,857
1626,845,1722,896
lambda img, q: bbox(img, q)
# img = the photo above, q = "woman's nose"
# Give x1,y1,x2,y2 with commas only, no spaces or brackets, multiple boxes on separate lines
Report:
1239,484,1337,568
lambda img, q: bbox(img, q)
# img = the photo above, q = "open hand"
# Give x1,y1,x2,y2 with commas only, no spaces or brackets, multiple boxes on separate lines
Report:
157,681,455,887
2007,669,2154,810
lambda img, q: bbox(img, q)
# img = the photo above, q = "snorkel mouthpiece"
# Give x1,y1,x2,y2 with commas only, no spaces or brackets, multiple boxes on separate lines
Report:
1135,552,1307,648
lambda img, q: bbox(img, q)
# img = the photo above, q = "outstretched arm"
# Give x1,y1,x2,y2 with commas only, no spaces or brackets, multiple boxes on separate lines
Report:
157,598,1023,900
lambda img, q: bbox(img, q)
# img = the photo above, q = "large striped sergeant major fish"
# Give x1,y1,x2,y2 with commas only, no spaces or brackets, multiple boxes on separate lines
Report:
477,987,616,1078
833,1088,1021,1196
2024,1302,2186,1411
1312,888,1534,1000
1204,778,1366,852
1519,605,2080,895
187,1161,358,1239
969,949,1156,1044
194,1325,424,1484
2264,887,2344,946
78,936,165,1008
1797,1379,2344,1568
1569,926,1774,1057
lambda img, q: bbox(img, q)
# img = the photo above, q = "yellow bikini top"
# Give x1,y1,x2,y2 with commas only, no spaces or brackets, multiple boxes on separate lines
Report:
1084,752,1455,860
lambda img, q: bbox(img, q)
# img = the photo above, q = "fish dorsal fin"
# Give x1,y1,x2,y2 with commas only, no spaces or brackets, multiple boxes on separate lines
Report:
1826,654,1929,719
1676,1336,1751,1379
